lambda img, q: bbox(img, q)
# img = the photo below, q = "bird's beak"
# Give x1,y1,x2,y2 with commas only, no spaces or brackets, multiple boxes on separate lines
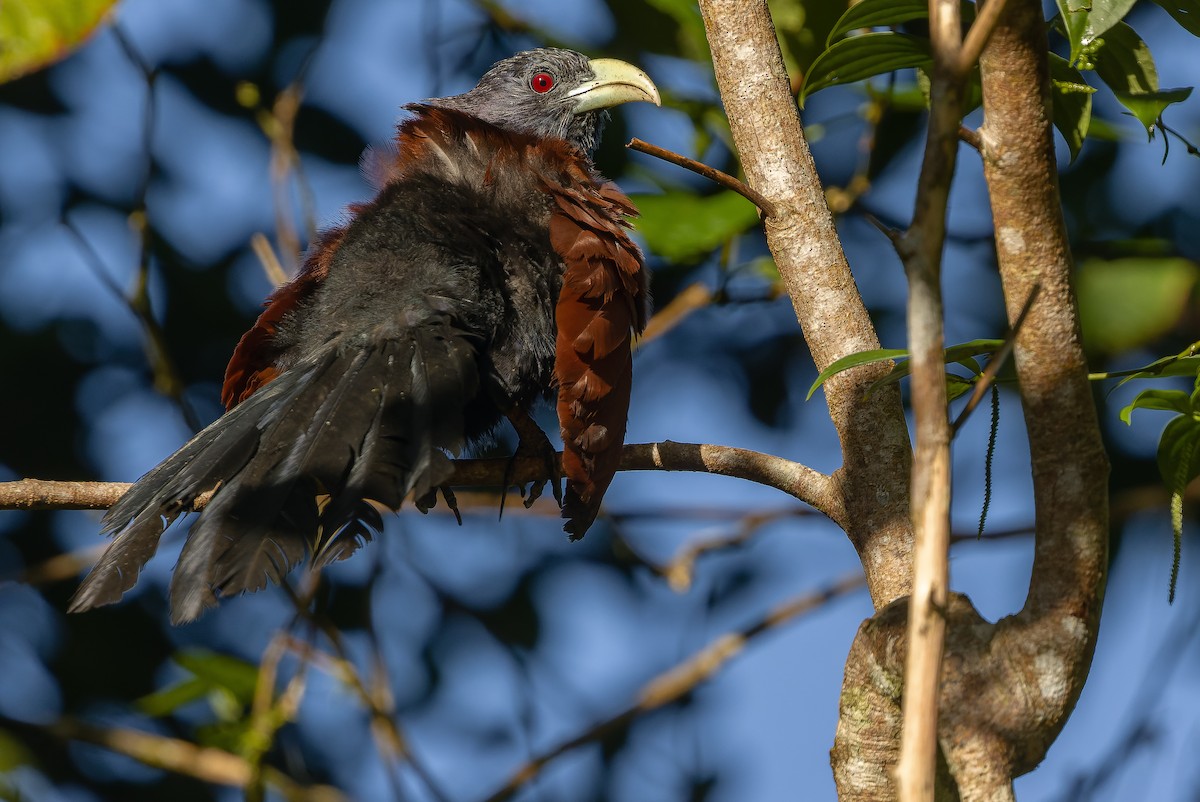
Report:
569,58,661,114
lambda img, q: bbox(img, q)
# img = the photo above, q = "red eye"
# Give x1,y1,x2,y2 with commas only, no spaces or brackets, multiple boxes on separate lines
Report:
530,72,555,93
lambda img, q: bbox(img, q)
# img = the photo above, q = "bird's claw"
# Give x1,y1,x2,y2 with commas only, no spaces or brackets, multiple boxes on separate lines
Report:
414,485,463,525
501,431,563,512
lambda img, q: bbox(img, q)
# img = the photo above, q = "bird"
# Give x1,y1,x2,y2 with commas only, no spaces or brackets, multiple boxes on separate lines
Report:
69,48,658,623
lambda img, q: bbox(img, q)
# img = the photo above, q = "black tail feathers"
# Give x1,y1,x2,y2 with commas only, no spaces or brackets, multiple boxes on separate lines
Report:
69,320,479,623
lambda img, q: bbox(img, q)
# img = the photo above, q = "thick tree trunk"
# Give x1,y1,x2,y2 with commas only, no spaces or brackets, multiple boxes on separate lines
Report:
699,0,1108,797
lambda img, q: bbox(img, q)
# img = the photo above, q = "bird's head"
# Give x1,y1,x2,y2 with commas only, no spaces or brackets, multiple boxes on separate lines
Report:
430,48,660,155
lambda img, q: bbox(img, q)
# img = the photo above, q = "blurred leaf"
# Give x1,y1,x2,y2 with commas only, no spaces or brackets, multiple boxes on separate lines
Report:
1056,0,1140,64
632,191,761,263
1151,0,1200,36
606,0,707,61
0,0,116,83
1049,54,1095,162
799,32,931,106
137,677,211,717
174,650,259,705
0,729,33,773
1076,257,1199,353
770,0,845,76
642,0,708,61
826,0,930,46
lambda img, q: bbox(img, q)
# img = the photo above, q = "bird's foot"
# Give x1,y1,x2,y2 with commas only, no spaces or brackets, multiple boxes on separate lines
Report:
414,485,463,525
502,411,563,511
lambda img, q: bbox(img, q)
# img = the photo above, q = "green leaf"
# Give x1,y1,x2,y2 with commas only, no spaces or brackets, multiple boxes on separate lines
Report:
631,191,761,263
1108,353,1200,391
137,677,212,717
1090,21,1159,96
1049,54,1095,162
1057,0,1091,65
0,0,117,84
1076,256,1200,353
1119,388,1192,424
1056,0,1140,64
138,650,261,717
807,348,908,400
946,374,976,402
173,649,259,705
868,338,1003,390
807,339,1004,400
944,339,1006,363
0,729,33,773
1113,87,1194,135
1150,0,1200,37
1087,22,1193,133
799,32,932,107
825,0,930,46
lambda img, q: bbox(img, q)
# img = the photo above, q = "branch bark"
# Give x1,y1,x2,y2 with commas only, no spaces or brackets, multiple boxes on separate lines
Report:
697,0,913,609
832,1,1110,798
0,441,843,525
894,0,966,795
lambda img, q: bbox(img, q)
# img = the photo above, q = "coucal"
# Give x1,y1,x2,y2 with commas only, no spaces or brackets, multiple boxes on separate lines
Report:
69,49,658,623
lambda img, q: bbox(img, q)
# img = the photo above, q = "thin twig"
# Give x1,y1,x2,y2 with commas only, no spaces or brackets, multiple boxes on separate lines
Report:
627,137,776,217
895,0,965,797
958,0,1012,74
951,283,1040,434
20,715,344,800
659,509,804,592
251,232,290,287
108,25,201,432
281,582,451,802
959,125,983,152
480,572,866,802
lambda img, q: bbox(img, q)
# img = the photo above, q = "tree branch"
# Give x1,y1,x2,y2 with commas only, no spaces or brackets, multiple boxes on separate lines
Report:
978,0,1109,770
626,137,776,216
0,441,843,525
893,0,965,795
696,0,913,609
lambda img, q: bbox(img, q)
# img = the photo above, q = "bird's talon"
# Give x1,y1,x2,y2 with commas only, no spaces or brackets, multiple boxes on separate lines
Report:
441,486,462,525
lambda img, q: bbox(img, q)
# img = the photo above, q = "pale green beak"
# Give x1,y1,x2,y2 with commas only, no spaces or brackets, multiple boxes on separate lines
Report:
569,58,661,114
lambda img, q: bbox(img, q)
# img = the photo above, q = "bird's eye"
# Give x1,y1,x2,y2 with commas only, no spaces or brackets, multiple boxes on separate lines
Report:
530,72,555,93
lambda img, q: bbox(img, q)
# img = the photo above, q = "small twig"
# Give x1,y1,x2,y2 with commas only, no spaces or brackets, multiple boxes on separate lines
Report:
480,572,865,802
281,581,451,802
627,137,777,217
958,125,983,152
864,212,902,244
659,509,803,592
958,0,1012,75
25,715,343,800
635,281,715,350
951,284,1040,434
251,232,290,287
